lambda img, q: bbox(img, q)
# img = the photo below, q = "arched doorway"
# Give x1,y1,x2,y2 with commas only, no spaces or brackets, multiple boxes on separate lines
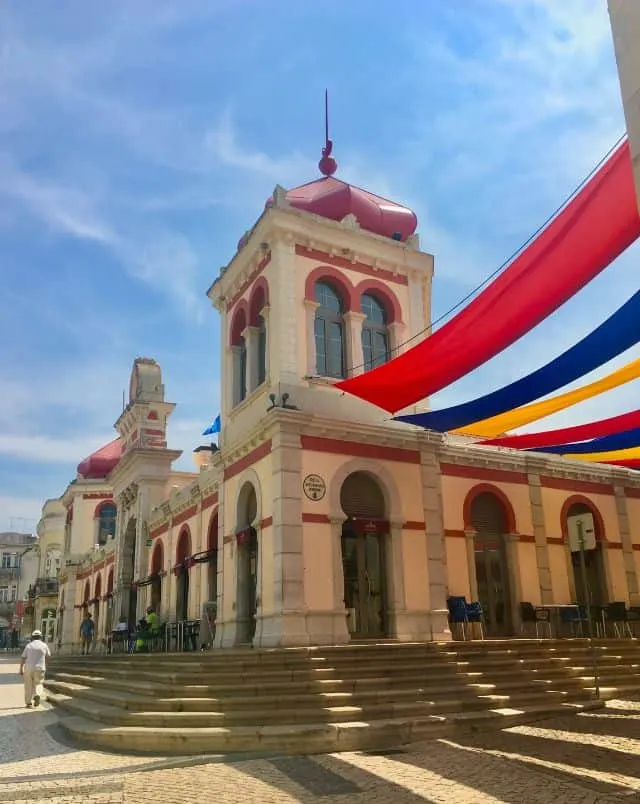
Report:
93,575,102,637
105,570,114,635
207,512,219,604
236,483,258,645
340,471,389,638
121,517,137,628
175,528,191,621
565,500,607,608
150,542,164,612
469,490,513,637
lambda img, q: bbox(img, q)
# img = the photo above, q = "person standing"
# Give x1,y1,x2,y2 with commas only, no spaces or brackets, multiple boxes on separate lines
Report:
80,613,95,655
20,629,51,708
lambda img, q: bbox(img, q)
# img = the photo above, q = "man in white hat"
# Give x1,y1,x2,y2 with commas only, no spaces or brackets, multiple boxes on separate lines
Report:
19,630,51,708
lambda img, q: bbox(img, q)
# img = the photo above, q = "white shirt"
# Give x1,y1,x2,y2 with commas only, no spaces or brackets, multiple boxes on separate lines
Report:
21,639,51,671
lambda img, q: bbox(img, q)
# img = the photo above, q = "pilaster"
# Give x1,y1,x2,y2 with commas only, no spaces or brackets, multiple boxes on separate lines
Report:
614,484,640,603
243,325,260,394
527,471,554,604
344,311,366,376
270,237,299,383
420,446,451,640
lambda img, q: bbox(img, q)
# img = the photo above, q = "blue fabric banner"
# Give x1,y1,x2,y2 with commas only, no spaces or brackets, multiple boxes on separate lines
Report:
531,425,640,455
396,290,640,433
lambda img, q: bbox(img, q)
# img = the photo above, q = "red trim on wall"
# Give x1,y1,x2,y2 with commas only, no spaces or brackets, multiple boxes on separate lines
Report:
248,277,269,326
547,537,564,545
560,494,607,542
624,487,640,499
260,516,273,529
82,492,114,500
605,541,624,550
542,476,613,495
462,482,518,533
148,410,159,420
301,435,421,464
304,265,356,311
173,505,198,528
296,246,408,286
354,278,403,324
402,521,426,530
227,253,271,311
94,499,116,519
176,526,191,563
302,512,330,524
230,301,249,346
143,428,164,436
441,463,528,484
224,440,272,481
150,521,169,539
444,529,466,539
202,492,219,510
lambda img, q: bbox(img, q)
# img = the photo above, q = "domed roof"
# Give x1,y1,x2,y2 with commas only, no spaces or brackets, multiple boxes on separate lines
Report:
77,437,123,480
285,176,418,241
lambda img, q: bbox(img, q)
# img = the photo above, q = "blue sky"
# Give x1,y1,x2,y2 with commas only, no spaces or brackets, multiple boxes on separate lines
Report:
0,0,635,531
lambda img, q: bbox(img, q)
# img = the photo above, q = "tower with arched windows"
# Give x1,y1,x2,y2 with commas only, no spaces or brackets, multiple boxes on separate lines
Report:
206,141,451,648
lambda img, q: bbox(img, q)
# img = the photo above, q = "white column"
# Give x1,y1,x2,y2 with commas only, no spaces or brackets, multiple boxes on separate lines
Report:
260,304,270,383
243,326,260,394
229,345,243,407
304,299,320,375
344,311,366,376
269,237,299,383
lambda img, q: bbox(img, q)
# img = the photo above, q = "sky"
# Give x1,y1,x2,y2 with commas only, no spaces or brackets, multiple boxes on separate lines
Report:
0,0,635,532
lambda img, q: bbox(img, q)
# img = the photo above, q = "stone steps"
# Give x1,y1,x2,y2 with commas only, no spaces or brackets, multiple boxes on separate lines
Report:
45,639,640,755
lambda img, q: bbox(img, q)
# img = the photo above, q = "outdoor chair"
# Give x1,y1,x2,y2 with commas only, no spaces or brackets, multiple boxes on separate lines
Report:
520,601,552,638
604,601,633,638
560,604,588,637
447,596,469,640
466,601,485,640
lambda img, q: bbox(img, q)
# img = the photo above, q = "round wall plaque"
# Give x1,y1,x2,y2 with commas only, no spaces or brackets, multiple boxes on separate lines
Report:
303,473,326,501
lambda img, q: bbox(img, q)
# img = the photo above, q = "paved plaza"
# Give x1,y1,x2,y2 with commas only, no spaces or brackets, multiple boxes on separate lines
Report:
3,657,640,803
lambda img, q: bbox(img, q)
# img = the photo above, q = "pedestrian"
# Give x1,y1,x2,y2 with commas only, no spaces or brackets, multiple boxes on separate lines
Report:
20,629,51,708
80,612,95,655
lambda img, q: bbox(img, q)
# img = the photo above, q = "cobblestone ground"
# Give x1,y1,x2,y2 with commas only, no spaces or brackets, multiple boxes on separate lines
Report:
3,657,640,803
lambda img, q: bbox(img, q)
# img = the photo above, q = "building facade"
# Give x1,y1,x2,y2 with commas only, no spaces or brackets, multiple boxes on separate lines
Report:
50,146,640,654
609,0,640,211
0,531,38,645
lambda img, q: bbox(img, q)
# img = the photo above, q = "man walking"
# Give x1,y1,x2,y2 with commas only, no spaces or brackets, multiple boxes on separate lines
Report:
80,613,95,655
20,629,51,708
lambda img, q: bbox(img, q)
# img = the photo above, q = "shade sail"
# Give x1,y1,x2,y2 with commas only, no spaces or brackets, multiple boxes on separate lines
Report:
397,290,640,433
336,140,640,413
455,357,640,438
480,407,640,450
565,446,640,462
536,425,640,455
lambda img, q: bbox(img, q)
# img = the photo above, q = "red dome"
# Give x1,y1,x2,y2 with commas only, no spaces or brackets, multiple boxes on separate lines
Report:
285,177,417,241
77,438,123,480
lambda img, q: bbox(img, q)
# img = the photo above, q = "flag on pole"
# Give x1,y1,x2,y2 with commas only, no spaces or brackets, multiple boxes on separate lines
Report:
202,415,221,436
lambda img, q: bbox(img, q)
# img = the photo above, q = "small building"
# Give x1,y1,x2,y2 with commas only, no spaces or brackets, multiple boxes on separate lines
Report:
0,531,38,644
51,140,640,653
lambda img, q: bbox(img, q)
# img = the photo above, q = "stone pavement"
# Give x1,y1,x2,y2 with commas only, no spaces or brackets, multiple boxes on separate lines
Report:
2,656,640,803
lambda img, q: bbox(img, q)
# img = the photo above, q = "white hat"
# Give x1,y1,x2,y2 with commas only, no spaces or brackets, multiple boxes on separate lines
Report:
31,630,42,638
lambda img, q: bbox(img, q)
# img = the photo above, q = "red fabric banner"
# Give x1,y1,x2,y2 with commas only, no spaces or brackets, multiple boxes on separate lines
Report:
606,459,640,469
480,408,640,450
336,141,640,413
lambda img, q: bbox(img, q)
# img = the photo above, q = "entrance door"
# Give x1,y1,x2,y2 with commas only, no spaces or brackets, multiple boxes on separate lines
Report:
342,530,386,638
474,536,511,636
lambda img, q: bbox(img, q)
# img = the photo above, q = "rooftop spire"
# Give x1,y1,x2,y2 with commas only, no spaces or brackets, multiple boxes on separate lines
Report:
318,89,338,177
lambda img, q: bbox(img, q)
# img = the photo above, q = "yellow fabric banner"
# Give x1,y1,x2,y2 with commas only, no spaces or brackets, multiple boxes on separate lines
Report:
563,446,640,462
454,357,640,438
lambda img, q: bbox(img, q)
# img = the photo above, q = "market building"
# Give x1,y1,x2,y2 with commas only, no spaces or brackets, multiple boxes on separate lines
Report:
46,132,640,655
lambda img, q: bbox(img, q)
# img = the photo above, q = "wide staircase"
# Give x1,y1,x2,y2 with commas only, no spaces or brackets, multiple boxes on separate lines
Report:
45,638,640,755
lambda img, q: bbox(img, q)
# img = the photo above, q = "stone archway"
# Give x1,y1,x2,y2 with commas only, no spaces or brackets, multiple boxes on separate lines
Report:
175,528,191,622
150,541,164,612
563,497,609,609
235,480,259,646
466,488,515,637
339,471,391,639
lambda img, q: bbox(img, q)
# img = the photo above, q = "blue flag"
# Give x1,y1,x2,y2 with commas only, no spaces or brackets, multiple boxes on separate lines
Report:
202,414,221,436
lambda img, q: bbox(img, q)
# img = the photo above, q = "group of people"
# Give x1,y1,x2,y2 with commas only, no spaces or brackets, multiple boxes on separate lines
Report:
78,606,161,655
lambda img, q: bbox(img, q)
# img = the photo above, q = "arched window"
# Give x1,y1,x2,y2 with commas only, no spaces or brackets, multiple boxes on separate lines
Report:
97,503,117,546
249,282,268,389
314,281,346,378
361,293,390,371
230,306,248,406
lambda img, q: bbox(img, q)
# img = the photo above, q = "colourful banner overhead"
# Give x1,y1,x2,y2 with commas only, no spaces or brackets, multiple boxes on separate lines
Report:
537,425,640,455
565,447,640,462
336,140,640,413
396,291,640,433
480,406,640,450
460,357,640,439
